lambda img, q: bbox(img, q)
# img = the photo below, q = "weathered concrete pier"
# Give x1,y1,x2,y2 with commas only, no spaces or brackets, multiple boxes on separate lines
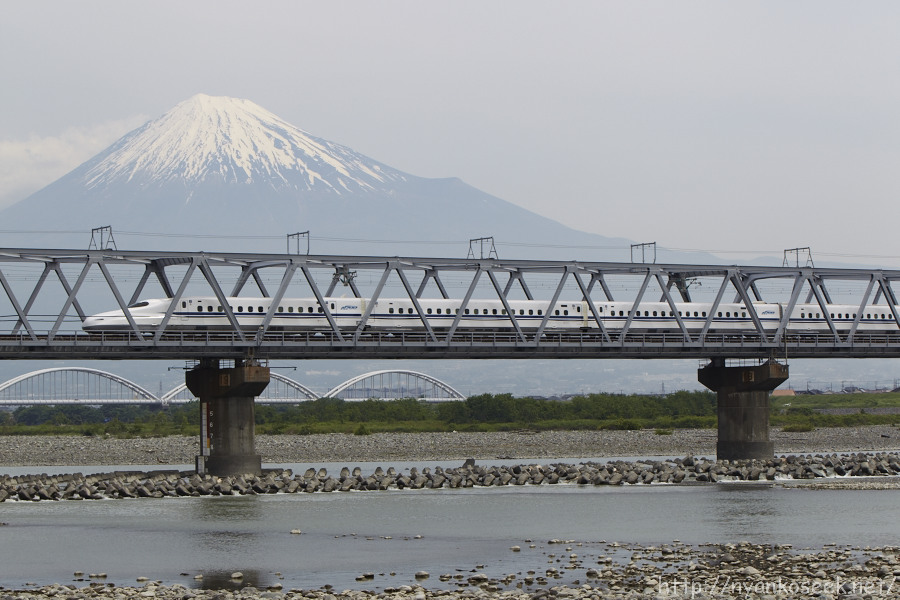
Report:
185,358,270,476
699,358,789,461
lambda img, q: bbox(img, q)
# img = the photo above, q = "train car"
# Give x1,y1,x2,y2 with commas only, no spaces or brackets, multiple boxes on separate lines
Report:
81,296,899,335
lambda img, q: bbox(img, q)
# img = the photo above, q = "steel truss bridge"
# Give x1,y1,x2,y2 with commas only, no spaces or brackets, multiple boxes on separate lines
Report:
0,248,899,360
0,367,465,406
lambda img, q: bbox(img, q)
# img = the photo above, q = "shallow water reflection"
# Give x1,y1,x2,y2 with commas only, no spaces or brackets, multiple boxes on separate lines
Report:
1,478,899,590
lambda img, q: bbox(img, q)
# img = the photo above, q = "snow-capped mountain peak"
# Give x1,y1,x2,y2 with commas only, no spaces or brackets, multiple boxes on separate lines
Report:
82,93,406,193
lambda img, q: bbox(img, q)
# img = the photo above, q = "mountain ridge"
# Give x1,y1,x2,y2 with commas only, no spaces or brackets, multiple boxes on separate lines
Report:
0,93,708,263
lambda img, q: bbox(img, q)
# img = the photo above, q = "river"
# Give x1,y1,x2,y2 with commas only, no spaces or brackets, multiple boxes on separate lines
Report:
1,460,899,591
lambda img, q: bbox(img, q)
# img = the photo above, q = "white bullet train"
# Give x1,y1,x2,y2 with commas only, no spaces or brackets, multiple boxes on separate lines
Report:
81,296,900,333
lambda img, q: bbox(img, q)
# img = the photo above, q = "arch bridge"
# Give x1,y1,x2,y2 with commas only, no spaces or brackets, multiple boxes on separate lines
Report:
325,370,465,402
0,367,463,406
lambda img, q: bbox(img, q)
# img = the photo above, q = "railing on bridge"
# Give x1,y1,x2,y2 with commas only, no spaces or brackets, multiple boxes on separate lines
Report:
0,248,898,360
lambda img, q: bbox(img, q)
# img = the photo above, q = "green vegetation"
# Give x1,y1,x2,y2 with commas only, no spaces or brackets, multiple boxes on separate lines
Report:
0,402,199,437
772,391,900,412
1,390,898,437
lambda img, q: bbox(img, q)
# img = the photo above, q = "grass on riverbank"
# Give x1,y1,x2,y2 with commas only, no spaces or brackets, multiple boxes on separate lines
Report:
1,391,899,438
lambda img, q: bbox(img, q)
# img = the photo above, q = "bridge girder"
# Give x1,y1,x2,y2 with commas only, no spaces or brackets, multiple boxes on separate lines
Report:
0,248,898,360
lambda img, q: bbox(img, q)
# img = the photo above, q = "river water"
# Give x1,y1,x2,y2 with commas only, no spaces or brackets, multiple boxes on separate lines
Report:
2,460,899,591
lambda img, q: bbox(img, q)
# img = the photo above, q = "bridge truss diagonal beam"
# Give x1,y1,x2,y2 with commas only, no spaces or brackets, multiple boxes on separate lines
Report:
0,248,899,360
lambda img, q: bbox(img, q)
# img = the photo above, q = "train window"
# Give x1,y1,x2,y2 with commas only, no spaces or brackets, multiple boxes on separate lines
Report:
287,307,293,313
537,310,543,315
564,310,569,316
702,312,707,317
318,307,323,313
555,310,560,316
742,312,746,317
196,306,203,312
182,301,187,308
620,311,625,316
455,308,459,314
493,309,498,315
652,311,657,317
278,307,283,313
307,307,313,313
529,309,534,315
207,306,213,312
644,311,649,317
238,306,244,312
717,312,722,318
474,309,479,315
816,313,820,318
436,308,442,314
465,309,470,315
331,303,335,310
427,308,433,314
726,312,730,318
408,308,414,314
501,309,507,315
218,306,223,312
389,308,394,314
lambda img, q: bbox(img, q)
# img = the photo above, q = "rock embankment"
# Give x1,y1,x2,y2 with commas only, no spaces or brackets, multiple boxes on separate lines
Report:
3,539,900,598
4,451,900,502
1,426,898,466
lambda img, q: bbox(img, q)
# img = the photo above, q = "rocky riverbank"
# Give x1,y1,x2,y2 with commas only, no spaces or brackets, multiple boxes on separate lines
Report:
4,539,900,599
1,425,899,467
4,450,900,502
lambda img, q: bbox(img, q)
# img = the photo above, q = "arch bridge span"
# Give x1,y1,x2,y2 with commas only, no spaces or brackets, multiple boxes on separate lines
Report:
0,367,464,406
325,370,465,402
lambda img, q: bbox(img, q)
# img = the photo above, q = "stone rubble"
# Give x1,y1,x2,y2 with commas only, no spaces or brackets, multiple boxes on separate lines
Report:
3,451,900,503
1,426,898,467
3,539,900,598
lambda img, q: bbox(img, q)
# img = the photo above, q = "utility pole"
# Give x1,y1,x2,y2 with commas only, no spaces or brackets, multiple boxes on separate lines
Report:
631,242,656,264
88,226,117,251
287,231,310,255
468,237,499,259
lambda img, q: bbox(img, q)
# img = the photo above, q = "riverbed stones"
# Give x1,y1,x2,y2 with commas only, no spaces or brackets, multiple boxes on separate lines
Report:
5,450,900,502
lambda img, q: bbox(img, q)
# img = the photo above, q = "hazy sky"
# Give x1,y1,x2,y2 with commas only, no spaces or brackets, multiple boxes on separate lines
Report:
2,2,899,267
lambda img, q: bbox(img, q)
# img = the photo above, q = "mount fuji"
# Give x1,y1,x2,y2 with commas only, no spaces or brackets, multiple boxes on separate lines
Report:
1,93,691,261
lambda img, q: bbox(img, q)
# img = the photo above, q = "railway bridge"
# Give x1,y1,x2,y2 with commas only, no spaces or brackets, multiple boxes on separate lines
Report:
1,248,898,473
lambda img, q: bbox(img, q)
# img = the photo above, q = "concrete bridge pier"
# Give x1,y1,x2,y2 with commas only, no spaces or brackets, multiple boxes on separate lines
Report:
698,359,788,461
185,358,270,476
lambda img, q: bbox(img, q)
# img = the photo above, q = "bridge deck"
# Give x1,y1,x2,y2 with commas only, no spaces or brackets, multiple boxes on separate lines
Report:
2,331,899,359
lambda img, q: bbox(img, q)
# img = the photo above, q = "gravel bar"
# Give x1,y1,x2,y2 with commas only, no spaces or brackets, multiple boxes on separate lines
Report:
1,426,899,467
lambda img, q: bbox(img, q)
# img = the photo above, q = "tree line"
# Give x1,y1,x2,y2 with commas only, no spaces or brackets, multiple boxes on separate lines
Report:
4,391,896,436
0,391,718,435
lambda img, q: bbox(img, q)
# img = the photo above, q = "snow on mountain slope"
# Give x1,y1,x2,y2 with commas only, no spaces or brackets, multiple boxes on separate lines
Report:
82,94,407,193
